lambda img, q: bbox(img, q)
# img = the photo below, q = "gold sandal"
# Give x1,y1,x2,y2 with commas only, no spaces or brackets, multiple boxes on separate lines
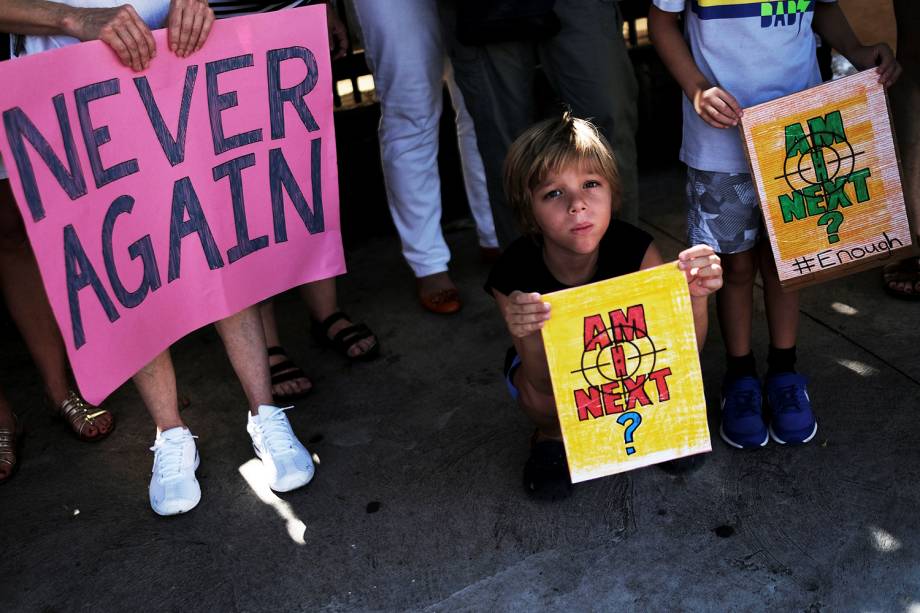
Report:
0,414,19,484
55,391,114,442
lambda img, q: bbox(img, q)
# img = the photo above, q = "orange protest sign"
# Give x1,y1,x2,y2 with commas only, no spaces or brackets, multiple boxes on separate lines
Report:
740,70,912,288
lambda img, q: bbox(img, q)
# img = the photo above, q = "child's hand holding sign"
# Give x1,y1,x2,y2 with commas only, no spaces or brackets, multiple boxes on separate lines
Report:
677,245,722,297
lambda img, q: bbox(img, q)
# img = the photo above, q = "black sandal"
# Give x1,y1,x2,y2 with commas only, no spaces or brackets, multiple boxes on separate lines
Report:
311,311,380,362
268,346,313,404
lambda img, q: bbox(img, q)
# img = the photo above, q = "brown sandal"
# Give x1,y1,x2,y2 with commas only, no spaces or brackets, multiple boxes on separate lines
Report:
0,414,19,484
55,391,114,442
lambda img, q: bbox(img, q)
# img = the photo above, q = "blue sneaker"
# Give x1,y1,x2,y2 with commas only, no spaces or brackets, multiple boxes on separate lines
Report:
764,373,818,444
720,376,769,449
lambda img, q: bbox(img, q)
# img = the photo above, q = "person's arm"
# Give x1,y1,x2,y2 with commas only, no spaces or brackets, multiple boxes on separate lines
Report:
648,5,743,128
493,289,554,395
639,242,722,349
813,2,901,87
324,3,348,60
0,0,212,71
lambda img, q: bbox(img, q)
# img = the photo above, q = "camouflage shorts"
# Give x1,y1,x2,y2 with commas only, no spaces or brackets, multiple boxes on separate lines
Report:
686,168,762,254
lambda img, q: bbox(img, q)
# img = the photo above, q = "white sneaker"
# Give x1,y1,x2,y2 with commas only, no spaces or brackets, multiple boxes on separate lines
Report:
247,405,314,492
149,427,201,516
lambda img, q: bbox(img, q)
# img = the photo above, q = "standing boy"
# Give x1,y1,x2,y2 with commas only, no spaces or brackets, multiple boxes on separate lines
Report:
648,0,900,448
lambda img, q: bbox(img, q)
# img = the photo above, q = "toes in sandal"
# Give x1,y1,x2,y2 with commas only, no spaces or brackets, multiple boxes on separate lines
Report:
0,414,20,485
311,311,380,362
882,257,920,301
268,346,313,404
55,391,114,442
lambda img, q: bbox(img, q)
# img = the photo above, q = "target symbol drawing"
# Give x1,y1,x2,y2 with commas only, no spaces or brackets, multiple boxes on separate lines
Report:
571,322,668,390
774,130,864,197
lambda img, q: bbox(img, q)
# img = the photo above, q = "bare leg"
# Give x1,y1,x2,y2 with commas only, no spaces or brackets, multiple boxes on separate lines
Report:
884,0,920,294
0,387,15,481
258,301,312,398
133,350,183,432
299,277,377,357
758,242,799,349
0,182,68,405
0,181,112,436
513,352,561,440
715,250,758,357
214,305,273,414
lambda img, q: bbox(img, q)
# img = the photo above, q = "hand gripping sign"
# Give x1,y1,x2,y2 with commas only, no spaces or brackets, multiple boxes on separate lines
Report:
540,264,711,482
740,69,912,289
0,6,344,404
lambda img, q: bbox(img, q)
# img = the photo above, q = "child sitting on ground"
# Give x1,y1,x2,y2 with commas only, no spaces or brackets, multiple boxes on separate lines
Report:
648,0,900,449
485,114,723,499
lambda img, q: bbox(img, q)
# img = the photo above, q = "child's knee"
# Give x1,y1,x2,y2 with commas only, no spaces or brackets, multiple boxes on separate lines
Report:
722,252,757,285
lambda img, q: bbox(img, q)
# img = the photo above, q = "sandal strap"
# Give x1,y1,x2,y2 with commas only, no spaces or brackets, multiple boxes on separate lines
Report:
269,359,299,375
57,391,108,437
331,323,373,347
271,369,309,385
266,346,288,358
314,311,351,337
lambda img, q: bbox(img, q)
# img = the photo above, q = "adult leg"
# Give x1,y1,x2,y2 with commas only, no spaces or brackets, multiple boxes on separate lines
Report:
299,277,376,358
352,0,456,301
133,350,183,432
440,0,535,248
539,0,640,224
883,0,920,295
213,305,273,414
220,306,315,493
135,349,200,516
259,301,312,399
0,387,16,482
0,180,112,437
444,60,498,250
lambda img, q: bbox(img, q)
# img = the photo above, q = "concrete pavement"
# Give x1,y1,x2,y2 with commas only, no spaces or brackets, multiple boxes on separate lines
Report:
2,163,920,612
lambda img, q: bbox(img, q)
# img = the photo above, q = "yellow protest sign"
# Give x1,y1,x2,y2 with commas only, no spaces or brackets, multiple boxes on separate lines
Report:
540,264,710,482
740,69,912,288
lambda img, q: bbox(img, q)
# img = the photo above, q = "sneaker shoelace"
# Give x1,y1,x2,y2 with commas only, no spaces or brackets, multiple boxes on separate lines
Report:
727,389,761,417
771,385,803,414
256,410,298,458
150,434,197,483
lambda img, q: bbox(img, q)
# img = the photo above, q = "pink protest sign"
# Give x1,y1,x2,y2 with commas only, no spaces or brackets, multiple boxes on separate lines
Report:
0,6,343,404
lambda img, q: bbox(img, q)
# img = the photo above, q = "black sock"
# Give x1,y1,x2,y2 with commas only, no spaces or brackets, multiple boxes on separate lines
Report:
767,345,797,375
725,352,757,380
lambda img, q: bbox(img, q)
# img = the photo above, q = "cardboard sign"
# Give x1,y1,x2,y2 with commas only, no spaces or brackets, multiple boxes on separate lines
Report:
740,69,912,288
540,264,711,482
0,7,343,404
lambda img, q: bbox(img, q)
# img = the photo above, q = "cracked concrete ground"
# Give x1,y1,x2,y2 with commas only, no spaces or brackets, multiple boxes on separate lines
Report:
2,146,920,610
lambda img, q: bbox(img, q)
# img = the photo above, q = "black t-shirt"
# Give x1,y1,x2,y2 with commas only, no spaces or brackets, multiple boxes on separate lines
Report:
485,221,653,297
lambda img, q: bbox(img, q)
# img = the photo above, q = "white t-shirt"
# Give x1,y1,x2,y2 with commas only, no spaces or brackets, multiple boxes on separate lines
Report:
0,0,168,180
652,0,836,173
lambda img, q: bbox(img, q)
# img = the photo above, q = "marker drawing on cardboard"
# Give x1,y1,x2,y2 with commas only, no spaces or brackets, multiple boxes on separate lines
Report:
740,69,912,289
540,264,711,482
0,6,342,403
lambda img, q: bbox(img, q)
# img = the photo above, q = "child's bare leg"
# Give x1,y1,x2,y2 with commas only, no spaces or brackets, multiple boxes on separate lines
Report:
515,371,561,441
715,249,757,357
758,241,799,349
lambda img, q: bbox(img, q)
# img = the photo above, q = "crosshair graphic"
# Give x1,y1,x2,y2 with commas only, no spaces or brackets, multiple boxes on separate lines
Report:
773,130,864,197
570,321,668,391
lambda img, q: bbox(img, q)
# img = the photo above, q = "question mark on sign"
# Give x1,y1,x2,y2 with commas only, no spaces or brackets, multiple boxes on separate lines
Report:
817,210,844,244
616,411,642,456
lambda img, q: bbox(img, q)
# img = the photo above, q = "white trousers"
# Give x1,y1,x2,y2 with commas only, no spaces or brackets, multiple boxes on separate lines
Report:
351,0,497,278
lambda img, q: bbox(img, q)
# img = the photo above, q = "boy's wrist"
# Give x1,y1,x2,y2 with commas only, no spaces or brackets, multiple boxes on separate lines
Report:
682,77,712,105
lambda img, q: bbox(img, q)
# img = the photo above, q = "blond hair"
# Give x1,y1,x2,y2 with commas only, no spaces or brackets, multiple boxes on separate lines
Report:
503,113,621,236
